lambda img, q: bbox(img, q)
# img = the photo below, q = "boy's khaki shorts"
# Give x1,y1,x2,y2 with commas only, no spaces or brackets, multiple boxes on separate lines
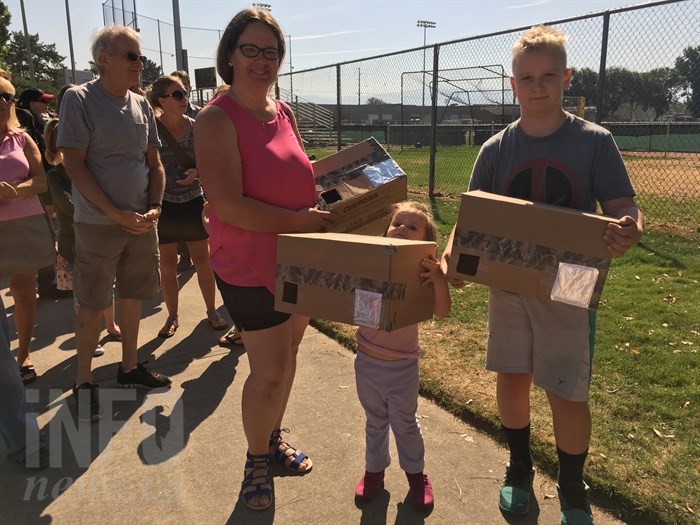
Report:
485,287,596,402
74,223,160,310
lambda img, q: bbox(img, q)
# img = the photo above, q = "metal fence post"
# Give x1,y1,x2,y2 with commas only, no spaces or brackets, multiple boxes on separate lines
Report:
596,11,610,125
429,45,440,199
336,64,342,151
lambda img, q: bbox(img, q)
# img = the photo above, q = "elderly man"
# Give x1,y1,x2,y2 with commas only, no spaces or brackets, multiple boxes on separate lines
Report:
58,26,171,421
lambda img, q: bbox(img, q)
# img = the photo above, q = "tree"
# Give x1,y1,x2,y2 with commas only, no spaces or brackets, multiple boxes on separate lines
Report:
4,31,65,93
675,46,700,117
141,58,162,86
568,67,598,106
366,97,388,105
635,68,678,119
0,1,10,66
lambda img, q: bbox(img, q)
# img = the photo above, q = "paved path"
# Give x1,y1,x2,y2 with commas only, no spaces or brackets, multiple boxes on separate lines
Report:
0,276,626,524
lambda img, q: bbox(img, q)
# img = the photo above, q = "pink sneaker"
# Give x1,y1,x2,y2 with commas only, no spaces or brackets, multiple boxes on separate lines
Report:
406,472,434,509
355,470,385,502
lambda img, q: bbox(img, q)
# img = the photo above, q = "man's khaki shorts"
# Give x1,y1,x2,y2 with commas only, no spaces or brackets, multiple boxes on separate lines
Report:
485,287,596,402
74,223,160,310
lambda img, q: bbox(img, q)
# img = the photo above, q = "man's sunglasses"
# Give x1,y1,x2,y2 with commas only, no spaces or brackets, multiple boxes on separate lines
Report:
161,90,189,101
235,45,280,61
111,52,147,63
0,93,16,104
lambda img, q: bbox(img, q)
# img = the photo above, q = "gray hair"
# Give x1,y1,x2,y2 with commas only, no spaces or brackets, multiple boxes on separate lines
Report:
91,25,140,74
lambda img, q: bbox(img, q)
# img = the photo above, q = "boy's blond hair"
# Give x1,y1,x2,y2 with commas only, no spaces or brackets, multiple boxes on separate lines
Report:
390,201,439,242
512,25,568,71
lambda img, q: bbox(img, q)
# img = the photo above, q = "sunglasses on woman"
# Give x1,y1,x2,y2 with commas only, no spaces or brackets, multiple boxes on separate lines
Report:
235,44,280,61
161,90,189,101
111,52,147,63
0,93,16,104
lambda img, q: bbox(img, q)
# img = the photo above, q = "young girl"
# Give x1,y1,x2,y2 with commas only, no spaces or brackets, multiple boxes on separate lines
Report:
354,201,451,509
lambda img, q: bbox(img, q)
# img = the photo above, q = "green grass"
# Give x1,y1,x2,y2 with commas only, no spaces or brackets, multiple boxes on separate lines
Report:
313,195,700,524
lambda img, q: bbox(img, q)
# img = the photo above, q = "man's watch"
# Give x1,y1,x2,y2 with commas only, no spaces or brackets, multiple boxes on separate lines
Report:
149,202,162,210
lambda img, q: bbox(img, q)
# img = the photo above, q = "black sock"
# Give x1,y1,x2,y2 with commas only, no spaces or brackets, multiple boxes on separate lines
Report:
502,424,532,469
557,447,588,489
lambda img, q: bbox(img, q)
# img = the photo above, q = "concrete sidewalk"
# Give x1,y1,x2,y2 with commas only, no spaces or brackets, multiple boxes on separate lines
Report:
0,275,626,525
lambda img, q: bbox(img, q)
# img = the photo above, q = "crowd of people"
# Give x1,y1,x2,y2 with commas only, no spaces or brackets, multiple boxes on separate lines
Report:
0,8,644,525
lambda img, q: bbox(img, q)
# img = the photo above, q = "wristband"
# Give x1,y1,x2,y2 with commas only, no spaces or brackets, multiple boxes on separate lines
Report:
149,202,162,209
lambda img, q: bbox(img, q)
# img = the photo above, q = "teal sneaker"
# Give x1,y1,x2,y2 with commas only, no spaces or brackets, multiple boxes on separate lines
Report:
558,482,594,525
499,461,535,515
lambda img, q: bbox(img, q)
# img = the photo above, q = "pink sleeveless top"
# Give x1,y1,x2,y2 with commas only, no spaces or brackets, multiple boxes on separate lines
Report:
207,96,316,293
0,131,45,221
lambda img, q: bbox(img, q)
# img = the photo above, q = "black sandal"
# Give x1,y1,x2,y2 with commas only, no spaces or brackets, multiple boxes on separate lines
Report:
20,364,38,385
269,428,313,474
241,452,273,511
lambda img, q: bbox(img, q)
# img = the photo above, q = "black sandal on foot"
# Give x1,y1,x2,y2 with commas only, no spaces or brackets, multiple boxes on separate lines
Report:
241,452,273,511
269,428,313,474
219,327,243,346
20,364,38,385
158,316,179,338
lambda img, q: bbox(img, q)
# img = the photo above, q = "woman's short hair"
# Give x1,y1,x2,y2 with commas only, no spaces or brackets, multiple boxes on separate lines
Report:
91,25,140,74
216,7,286,85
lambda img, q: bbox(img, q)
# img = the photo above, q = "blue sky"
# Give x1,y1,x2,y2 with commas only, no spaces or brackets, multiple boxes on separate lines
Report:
6,0,643,77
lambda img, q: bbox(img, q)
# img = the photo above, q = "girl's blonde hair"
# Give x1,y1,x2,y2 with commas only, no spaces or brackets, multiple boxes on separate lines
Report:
43,118,63,166
390,201,439,242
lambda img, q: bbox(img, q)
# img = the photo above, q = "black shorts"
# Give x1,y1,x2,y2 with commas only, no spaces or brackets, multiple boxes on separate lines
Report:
215,275,291,332
157,196,208,244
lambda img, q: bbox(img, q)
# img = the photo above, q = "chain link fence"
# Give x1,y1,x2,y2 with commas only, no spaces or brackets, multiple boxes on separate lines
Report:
279,0,699,229
103,0,698,229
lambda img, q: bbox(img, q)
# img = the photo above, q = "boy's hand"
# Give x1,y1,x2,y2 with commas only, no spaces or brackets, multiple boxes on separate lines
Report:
603,215,643,257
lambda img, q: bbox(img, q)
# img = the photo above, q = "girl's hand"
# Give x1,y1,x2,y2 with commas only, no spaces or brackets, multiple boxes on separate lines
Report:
176,168,199,186
420,254,447,287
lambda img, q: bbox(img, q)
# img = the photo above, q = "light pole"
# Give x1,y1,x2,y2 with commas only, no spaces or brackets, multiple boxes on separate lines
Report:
64,0,76,83
416,20,436,120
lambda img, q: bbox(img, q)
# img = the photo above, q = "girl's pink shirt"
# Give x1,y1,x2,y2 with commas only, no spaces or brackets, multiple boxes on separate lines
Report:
0,131,45,221
207,97,316,293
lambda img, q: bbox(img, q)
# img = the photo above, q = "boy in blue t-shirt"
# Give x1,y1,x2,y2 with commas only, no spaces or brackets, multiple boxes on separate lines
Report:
442,25,643,525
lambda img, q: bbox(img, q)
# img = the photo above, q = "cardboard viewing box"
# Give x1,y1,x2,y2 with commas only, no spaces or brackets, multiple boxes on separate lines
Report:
275,233,436,331
446,190,619,310
312,138,407,235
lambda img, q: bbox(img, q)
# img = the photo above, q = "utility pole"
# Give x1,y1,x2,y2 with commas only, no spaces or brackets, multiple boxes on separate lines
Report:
64,0,76,83
416,20,436,121
172,0,184,71
357,68,361,105
19,0,36,85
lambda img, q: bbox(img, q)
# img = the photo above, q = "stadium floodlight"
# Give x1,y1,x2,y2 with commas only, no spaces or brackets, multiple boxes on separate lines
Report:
417,20,436,119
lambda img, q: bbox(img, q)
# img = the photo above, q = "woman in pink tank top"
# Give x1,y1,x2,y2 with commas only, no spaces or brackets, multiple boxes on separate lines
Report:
195,8,332,512
0,72,55,385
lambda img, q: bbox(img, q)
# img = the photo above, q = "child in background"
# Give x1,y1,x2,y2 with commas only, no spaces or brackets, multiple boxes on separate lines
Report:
354,201,451,510
441,26,643,525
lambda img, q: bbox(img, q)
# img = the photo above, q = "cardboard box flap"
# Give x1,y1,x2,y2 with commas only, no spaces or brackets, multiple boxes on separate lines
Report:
457,190,618,260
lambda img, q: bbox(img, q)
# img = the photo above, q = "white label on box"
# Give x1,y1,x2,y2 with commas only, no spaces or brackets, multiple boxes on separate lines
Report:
354,289,383,328
550,262,599,309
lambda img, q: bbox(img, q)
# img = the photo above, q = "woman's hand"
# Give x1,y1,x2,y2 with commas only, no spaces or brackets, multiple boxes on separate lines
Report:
0,181,18,199
295,207,333,233
176,168,199,186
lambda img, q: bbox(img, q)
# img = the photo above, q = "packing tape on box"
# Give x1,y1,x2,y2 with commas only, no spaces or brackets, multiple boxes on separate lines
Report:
276,264,408,300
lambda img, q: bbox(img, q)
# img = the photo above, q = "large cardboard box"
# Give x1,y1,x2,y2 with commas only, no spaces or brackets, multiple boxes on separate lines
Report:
313,138,407,235
275,233,436,331
447,190,619,310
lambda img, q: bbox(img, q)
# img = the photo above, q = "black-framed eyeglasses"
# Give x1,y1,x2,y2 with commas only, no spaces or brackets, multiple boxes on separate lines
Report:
0,92,16,104
235,45,280,61
161,90,189,101
111,52,147,63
